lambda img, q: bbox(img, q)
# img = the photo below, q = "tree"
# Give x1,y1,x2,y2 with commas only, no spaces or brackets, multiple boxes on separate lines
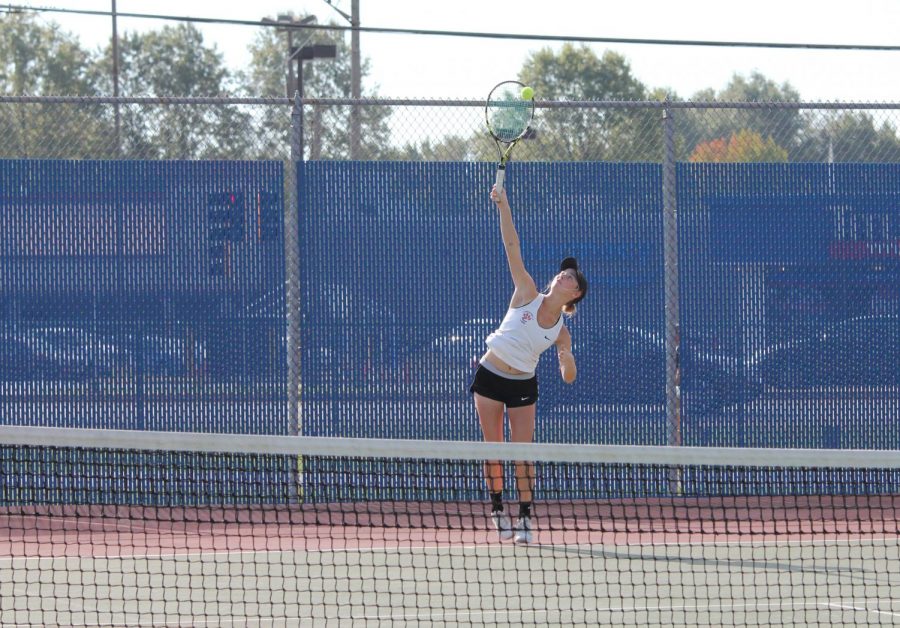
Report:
518,45,656,161
794,111,900,163
393,135,478,161
243,15,393,160
689,129,789,163
682,72,803,161
0,12,106,158
0,12,97,95
104,24,254,159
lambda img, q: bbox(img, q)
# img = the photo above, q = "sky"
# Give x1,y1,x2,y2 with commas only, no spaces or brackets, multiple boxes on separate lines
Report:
8,0,900,102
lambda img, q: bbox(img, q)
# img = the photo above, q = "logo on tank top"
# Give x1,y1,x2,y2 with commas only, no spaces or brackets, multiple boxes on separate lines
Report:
520,311,533,324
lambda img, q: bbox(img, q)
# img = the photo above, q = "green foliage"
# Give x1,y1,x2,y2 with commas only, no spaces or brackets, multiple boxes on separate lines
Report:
521,45,645,102
109,24,254,159
392,135,477,161
0,12,97,95
517,45,657,161
114,24,232,97
0,12,105,158
689,129,789,163
794,111,900,162
681,72,803,161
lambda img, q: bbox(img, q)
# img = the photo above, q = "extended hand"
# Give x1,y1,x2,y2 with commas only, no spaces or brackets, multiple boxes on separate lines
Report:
490,185,509,208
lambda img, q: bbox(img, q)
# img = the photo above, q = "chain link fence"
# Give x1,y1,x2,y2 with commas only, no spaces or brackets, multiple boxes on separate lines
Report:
1,96,898,447
4,96,900,162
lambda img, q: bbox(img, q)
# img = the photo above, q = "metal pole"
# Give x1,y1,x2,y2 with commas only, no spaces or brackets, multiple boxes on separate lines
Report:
286,91,303,439
296,57,304,100
662,103,682,444
349,0,361,159
286,28,295,98
662,102,683,494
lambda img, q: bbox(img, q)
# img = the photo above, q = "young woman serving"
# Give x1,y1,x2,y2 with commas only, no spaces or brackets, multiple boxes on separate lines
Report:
469,185,588,544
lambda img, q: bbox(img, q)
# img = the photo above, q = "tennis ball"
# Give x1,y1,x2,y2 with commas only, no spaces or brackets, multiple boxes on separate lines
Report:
521,86,534,100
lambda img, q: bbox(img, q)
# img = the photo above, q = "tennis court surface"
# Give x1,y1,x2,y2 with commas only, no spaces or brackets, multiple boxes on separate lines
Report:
2,426,900,626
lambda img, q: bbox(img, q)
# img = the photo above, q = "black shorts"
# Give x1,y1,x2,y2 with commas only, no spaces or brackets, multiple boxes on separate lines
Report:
469,364,538,408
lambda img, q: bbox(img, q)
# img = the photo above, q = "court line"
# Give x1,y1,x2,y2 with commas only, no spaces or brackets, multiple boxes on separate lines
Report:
2,533,898,564
537,543,900,590
4,598,899,627
827,602,900,618
551,525,900,548
358,598,898,624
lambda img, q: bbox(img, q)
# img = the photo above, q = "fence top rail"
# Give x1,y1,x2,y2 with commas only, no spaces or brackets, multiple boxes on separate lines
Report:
303,98,900,111
0,95,291,106
4,95,900,110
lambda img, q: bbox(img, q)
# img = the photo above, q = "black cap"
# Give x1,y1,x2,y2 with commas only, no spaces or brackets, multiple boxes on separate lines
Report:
559,257,588,304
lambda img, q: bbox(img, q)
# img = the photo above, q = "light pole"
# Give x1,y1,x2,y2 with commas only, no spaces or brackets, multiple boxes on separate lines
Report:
111,0,120,156
292,44,337,159
292,44,338,99
350,0,360,159
261,14,318,98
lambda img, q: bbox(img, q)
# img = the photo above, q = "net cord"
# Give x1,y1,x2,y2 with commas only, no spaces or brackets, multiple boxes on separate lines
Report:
0,425,898,469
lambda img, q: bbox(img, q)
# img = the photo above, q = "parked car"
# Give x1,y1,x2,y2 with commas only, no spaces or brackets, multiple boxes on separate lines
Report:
407,321,754,409
749,315,900,388
539,325,754,410
0,331,61,380
299,285,405,394
404,318,496,395
23,327,123,379
128,333,207,377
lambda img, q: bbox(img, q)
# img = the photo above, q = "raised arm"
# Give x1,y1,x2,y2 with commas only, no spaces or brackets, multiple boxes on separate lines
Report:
490,186,538,305
556,325,577,384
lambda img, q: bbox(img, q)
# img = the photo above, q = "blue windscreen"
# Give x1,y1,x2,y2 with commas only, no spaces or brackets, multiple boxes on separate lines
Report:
0,160,288,435
301,161,900,449
299,161,666,444
2,159,898,450
679,163,900,448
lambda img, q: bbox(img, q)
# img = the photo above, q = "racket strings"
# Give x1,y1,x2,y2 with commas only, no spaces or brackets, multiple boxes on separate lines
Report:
486,99,533,143
486,81,533,144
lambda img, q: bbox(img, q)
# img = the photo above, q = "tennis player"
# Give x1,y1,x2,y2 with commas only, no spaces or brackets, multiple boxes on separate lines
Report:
470,184,588,544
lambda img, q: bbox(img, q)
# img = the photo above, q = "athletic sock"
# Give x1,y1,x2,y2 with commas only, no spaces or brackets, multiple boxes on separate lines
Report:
490,492,504,513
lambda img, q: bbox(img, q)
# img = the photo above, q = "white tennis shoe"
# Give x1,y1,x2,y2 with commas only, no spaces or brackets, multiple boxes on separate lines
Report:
513,516,533,544
491,511,513,540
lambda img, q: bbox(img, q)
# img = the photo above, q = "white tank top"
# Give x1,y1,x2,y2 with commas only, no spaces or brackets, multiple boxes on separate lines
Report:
485,293,564,374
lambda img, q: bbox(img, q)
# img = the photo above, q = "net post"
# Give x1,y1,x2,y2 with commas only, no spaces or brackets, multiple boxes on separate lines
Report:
662,101,683,495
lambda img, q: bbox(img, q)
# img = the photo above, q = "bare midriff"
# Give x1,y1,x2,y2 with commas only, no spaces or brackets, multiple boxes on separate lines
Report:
481,349,530,376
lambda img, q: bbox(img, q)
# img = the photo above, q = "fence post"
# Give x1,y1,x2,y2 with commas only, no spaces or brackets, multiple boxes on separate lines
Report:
292,91,304,163
662,101,683,455
286,92,303,437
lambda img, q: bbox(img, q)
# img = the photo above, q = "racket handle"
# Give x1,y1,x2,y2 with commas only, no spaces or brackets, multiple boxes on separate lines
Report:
495,165,506,194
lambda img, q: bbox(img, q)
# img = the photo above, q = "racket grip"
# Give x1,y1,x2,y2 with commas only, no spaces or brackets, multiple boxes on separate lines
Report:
495,165,506,194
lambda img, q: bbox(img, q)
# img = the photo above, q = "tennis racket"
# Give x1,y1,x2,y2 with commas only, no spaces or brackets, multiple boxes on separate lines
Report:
485,80,535,195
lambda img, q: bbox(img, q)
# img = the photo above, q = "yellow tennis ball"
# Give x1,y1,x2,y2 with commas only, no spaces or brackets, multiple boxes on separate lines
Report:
521,86,534,100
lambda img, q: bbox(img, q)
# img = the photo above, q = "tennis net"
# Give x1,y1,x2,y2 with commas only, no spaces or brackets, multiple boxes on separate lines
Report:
1,425,899,626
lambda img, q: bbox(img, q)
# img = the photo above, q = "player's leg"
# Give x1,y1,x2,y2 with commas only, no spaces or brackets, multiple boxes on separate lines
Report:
508,403,536,544
474,392,512,539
